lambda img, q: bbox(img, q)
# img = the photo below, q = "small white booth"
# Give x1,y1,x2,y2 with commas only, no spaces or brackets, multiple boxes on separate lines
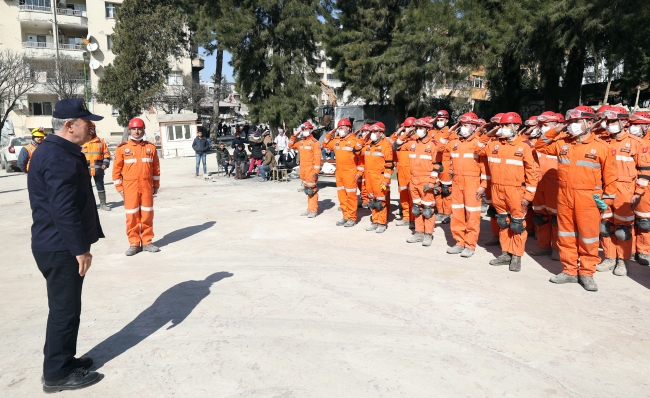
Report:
158,113,199,159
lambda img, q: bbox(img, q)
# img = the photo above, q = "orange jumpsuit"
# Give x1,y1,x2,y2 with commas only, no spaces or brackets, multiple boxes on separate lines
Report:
82,136,111,177
476,134,539,257
112,139,161,247
446,132,487,249
481,154,500,237
391,131,415,222
635,132,650,257
356,133,370,206
323,132,363,222
430,127,452,216
532,143,560,251
289,135,321,213
599,131,647,260
535,130,617,277
358,138,394,225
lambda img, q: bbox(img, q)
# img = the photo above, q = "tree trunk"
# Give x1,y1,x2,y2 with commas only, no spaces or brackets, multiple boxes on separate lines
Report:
602,66,613,105
502,51,521,112
542,57,561,112
122,126,130,142
634,85,641,111
211,49,223,140
561,44,587,113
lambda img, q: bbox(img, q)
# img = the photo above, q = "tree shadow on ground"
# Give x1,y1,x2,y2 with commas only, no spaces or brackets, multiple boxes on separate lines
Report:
155,221,216,248
84,272,233,370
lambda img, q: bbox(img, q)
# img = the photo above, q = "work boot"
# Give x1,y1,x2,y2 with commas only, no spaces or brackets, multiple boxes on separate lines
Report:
551,248,560,261
637,253,650,266
596,258,616,272
125,246,142,256
143,243,160,253
409,221,415,230
297,186,304,192
440,214,451,224
375,224,387,233
300,211,310,216
484,236,500,246
406,232,424,243
435,214,445,222
196,172,199,176
549,272,578,284
460,248,475,258
421,234,433,246
366,223,378,231
509,255,522,272
446,245,464,254
579,275,598,292
529,248,551,256
336,218,347,226
394,219,409,226
489,252,512,266
42,368,100,394
613,259,628,276
343,219,356,228
98,192,111,211
307,212,317,218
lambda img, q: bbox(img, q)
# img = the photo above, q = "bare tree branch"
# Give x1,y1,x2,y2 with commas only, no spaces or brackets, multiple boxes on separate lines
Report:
0,50,37,133
153,74,206,114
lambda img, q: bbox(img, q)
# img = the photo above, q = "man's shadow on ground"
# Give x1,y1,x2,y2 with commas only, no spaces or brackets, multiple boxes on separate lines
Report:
84,272,233,370
155,221,216,248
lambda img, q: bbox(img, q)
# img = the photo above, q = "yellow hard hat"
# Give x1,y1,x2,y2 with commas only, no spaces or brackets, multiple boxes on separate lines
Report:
31,127,45,137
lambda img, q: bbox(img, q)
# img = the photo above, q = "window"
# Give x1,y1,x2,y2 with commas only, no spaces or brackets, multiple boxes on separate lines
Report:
31,101,53,116
166,124,191,141
111,106,119,116
105,2,119,18
107,35,113,51
473,76,484,89
21,0,51,7
167,71,182,86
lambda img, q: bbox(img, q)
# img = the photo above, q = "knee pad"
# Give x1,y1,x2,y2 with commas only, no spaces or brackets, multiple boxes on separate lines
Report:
423,206,434,219
375,200,386,211
441,184,451,197
486,206,497,218
412,204,422,216
496,214,510,229
551,214,558,227
614,225,632,241
304,187,317,197
637,218,650,232
600,220,613,237
533,212,549,226
509,218,525,234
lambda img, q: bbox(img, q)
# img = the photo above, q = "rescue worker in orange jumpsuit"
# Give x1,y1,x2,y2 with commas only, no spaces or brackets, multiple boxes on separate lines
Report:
629,111,650,265
395,118,442,246
529,111,561,260
82,122,112,211
112,117,161,256
482,114,504,246
445,112,487,257
535,106,617,291
17,127,46,173
594,105,612,139
596,106,648,276
522,116,539,237
391,116,416,228
358,122,394,233
322,118,363,227
357,124,372,208
476,112,539,272
430,110,453,223
289,121,321,218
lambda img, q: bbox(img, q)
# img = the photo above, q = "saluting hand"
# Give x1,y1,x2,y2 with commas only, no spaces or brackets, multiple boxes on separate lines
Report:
77,251,92,276
521,198,530,213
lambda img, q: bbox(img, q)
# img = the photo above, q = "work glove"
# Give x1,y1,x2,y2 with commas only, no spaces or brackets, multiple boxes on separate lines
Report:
593,194,607,211
433,184,442,195
423,183,433,192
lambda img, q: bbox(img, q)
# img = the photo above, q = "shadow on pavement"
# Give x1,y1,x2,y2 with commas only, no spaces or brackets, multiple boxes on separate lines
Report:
318,198,336,214
626,263,650,290
0,188,27,194
155,221,216,248
84,272,233,370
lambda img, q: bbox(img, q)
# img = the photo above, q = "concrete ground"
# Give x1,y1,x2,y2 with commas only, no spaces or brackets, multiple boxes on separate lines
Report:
1,156,650,398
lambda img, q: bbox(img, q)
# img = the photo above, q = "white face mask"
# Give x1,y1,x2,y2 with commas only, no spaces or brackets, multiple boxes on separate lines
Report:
302,130,310,137
130,135,143,142
338,128,347,137
607,123,621,134
601,121,608,129
436,121,446,128
541,125,552,133
568,122,585,136
630,125,644,137
500,127,513,138
529,128,541,138
416,129,427,138
459,126,472,137
370,133,379,142
496,127,503,137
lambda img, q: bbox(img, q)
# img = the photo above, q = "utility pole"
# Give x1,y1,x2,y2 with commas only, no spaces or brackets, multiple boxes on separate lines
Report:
51,2,61,98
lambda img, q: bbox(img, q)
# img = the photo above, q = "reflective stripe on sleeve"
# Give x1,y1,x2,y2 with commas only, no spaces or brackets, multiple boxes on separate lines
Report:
412,198,422,204
481,174,490,180
421,201,434,206
357,166,364,171
399,186,408,191
532,205,545,211
601,212,613,219
383,173,392,178
526,186,537,193
345,188,356,193
153,176,160,181
637,179,649,186
430,172,438,177
113,179,122,185
337,186,345,191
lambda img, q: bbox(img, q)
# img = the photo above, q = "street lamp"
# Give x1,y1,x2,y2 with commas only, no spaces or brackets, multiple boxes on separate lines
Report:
82,51,89,105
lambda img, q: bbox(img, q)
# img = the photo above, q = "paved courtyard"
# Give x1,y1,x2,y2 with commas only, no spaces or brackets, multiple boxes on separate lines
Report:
1,156,650,397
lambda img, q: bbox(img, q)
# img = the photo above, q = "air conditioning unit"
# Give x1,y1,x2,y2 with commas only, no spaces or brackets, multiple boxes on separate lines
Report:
12,102,24,110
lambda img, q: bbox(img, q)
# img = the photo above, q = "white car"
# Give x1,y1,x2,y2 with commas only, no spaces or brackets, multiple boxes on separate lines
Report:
1,136,31,173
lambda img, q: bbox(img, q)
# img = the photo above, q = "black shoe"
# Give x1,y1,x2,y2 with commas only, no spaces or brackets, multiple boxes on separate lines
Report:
41,357,93,384
43,368,100,393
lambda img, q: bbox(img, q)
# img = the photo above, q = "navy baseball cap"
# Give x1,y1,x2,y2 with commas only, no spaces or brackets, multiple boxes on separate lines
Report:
53,98,104,121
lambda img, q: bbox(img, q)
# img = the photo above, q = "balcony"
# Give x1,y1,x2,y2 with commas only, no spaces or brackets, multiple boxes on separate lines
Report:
22,41,85,59
18,5,88,27
22,42,85,51
191,55,205,71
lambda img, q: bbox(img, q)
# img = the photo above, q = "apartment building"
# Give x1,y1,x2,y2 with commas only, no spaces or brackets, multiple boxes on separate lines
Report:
0,0,203,142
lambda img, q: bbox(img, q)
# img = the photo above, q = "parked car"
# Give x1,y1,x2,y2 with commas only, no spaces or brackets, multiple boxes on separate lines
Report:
1,136,31,172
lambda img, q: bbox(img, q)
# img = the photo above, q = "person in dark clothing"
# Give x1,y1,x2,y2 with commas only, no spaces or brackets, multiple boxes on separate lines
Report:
215,143,235,177
233,143,248,179
192,129,211,176
28,98,104,393
247,131,264,175
231,132,247,149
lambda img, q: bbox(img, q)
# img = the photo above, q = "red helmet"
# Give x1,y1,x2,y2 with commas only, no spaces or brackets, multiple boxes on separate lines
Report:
490,113,504,124
629,112,650,125
524,116,538,126
555,113,565,123
414,118,432,128
422,116,434,123
436,110,449,118
361,124,372,131
565,106,596,121
459,112,480,125
596,105,612,118
501,112,522,125
601,105,629,120
537,111,558,123
128,118,145,129
301,121,314,129
337,118,352,127
402,117,416,127
372,122,386,132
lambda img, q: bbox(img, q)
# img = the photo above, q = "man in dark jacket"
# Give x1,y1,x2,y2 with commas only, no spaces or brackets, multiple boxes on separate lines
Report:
247,131,264,175
192,129,211,176
233,143,248,179
231,131,247,149
216,142,234,177
29,98,104,393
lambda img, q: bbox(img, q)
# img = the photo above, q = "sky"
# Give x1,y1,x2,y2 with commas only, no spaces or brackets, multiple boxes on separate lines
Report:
199,48,235,83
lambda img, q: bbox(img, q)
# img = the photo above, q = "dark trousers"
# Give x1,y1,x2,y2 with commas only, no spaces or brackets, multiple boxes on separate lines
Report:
33,250,84,381
92,169,105,193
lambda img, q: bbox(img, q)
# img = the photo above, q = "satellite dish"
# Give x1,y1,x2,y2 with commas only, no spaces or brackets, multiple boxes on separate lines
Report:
87,42,98,52
89,60,101,70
